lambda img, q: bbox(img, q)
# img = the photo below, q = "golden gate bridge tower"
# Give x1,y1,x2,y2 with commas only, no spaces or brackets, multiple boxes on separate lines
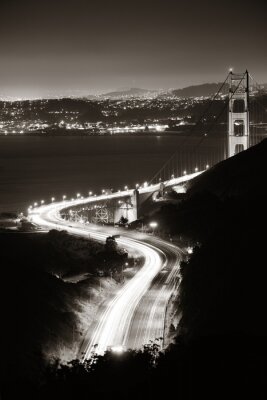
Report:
228,70,250,157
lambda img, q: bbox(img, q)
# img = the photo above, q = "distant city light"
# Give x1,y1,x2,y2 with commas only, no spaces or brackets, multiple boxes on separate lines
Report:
51,197,55,202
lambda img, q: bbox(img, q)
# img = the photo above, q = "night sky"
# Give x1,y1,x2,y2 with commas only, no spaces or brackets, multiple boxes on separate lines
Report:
0,0,266,98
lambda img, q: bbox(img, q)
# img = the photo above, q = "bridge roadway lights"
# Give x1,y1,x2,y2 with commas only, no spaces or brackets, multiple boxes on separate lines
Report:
58,172,202,225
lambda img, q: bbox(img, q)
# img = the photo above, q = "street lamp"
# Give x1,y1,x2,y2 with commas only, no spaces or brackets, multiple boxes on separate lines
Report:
41,200,44,204
195,167,199,172
206,164,210,169
51,197,55,202
183,170,187,175
124,185,128,190
76,193,80,198
149,221,158,235
34,202,38,207
62,195,66,200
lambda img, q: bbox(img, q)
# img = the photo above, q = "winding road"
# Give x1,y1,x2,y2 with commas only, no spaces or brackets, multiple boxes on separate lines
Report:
30,198,183,357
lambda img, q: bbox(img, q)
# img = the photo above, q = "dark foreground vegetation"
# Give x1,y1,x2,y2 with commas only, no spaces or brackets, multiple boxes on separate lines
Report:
0,230,129,397
1,140,267,399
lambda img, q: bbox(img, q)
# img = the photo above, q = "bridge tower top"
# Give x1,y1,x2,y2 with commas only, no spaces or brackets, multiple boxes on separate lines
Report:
228,70,249,157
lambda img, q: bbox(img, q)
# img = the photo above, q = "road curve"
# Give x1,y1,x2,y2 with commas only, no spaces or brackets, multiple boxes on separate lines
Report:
30,199,183,357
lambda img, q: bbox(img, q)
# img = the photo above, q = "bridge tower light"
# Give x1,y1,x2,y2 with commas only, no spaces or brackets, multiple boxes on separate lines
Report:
228,70,249,157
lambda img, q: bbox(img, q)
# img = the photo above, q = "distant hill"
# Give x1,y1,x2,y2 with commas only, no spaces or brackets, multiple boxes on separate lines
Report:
172,82,228,98
101,87,157,99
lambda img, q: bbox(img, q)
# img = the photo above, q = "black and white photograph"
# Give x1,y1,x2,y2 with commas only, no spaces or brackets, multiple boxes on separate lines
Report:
0,0,267,399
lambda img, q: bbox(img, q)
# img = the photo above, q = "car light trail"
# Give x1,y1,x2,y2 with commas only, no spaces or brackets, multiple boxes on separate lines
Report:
30,184,185,358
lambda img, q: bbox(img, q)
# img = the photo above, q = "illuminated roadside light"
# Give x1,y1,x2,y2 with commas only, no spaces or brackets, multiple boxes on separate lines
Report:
76,193,80,198
102,189,105,194
62,195,66,200
136,183,139,188
149,221,158,235
41,200,44,204
124,186,128,190
229,67,233,72
171,174,174,179
81,196,84,199
94,194,97,197
206,164,210,169
195,167,199,172
118,200,122,204
187,247,193,254
111,345,124,354
183,170,187,175
89,191,92,196
144,181,148,187
34,202,38,207
51,197,55,202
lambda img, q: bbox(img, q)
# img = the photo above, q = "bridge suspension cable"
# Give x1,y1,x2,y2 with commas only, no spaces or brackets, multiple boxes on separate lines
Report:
149,71,250,186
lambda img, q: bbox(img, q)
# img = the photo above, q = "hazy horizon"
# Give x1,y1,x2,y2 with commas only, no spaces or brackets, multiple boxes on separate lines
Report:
0,0,266,100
